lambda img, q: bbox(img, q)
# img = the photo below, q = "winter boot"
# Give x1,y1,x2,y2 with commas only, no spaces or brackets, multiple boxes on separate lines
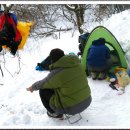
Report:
47,111,64,119
98,72,106,80
91,72,99,80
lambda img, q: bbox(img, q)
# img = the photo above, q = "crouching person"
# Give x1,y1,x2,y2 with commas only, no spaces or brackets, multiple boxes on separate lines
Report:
87,38,112,80
27,48,92,119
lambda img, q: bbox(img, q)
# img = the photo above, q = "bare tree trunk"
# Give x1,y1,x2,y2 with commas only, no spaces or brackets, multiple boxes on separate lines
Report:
65,4,85,34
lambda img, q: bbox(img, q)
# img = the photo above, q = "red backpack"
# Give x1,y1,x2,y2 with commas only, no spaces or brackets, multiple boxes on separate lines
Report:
0,12,22,55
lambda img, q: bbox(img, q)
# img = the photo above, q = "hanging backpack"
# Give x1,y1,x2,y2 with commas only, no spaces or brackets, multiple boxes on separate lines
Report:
0,12,22,55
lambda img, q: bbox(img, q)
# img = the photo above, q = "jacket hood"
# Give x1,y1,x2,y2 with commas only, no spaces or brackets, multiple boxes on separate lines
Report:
49,55,80,69
92,38,106,46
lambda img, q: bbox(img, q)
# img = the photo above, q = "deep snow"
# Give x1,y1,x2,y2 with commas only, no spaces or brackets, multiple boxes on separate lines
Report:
0,9,130,129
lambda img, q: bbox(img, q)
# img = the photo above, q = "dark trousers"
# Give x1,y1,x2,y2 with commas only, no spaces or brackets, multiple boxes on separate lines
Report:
39,89,55,113
87,58,113,73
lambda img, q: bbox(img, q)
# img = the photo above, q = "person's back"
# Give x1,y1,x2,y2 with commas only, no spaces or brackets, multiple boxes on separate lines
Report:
87,39,110,67
45,54,91,115
87,38,112,80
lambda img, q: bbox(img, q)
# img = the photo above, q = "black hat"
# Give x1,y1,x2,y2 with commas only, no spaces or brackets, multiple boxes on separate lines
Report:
92,37,106,45
98,38,106,44
50,48,65,63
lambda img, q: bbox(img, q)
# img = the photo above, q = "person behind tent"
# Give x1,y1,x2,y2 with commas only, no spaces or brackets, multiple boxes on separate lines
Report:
0,9,21,55
77,32,89,56
27,48,92,118
87,38,113,80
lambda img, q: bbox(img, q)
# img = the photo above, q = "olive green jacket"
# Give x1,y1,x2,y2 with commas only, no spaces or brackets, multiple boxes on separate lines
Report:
32,55,91,114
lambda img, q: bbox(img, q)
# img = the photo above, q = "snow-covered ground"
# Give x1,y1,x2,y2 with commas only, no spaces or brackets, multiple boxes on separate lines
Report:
0,9,130,129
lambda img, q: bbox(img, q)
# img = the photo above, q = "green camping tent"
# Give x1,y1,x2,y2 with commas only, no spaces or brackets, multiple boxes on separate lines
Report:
81,26,128,72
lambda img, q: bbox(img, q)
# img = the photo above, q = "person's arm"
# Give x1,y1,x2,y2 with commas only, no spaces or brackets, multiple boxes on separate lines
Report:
26,77,48,93
27,68,63,93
